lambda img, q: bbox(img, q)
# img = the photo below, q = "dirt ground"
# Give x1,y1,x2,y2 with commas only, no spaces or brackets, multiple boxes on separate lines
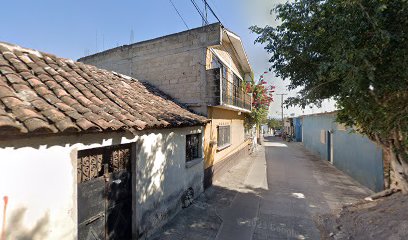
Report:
316,192,408,240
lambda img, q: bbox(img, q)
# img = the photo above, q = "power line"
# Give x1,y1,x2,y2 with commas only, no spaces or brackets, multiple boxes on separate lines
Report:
202,1,255,83
169,0,189,30
191,0,256,83
190,0,209,25
202,0,221,23
202,0,208,26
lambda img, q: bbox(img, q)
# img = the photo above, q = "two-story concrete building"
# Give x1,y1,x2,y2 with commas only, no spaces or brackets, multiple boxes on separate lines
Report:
79,23,254,188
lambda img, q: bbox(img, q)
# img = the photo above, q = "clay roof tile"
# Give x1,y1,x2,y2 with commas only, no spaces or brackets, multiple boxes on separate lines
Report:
0,41,208,137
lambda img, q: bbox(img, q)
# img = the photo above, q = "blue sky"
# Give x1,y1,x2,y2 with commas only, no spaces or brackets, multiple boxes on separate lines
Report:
0,0,334,117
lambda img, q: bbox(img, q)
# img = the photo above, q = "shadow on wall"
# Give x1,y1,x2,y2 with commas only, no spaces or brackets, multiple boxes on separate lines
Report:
0,132,138,240
0,127,202,240
4,207,49,240
135,127,203,238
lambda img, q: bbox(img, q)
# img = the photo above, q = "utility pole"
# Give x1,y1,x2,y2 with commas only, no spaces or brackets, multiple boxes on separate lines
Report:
276,93,288,127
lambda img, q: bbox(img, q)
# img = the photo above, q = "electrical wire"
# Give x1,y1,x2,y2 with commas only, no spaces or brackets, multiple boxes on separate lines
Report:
190,0,256,83
202,0,221,23
169,0,189,30
190,0,209,25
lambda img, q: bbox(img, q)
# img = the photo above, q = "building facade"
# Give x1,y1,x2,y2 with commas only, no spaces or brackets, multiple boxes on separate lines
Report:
0,42,208,239
79,23,254,188
301,112,384,192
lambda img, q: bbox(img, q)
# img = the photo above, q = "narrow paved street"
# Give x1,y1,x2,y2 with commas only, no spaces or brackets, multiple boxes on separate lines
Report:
151,136,373,240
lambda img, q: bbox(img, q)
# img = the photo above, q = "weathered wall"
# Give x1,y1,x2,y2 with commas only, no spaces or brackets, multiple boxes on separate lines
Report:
302,113,384,192
134,127,204,238
79,24,222,116
203,107,248,171
0,126,204,240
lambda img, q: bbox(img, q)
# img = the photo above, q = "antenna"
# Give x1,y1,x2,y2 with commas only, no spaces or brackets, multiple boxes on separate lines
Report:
190,0,208,25
84,48,90,56
130,28,134,44
96,30,98,53
202,0,208,26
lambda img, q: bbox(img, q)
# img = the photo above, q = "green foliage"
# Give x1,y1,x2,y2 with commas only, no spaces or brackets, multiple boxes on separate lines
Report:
267,118,282,129
244,76,275,130
250,0,408,159
245,106,269,130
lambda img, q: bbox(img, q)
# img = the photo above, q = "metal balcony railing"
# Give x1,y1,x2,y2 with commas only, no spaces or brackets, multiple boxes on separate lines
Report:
221,75,251,111
206,68,252,112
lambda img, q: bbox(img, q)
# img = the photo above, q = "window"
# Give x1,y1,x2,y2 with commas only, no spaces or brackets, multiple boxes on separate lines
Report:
211,55,222,69
217,125,231,149
186,134,201,162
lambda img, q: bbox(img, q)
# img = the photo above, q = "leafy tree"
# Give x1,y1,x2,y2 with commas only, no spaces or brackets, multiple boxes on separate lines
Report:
251,0,408,191
267,118,282,130
245,77,275,138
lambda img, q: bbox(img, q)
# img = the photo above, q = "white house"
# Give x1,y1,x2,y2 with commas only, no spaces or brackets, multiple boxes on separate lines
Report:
0,42,208,239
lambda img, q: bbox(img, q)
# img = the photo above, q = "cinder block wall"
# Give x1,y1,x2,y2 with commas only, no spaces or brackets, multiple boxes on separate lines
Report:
79,23,222,116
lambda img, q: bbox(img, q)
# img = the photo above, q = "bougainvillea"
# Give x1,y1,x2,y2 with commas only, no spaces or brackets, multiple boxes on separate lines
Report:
244,73,275,132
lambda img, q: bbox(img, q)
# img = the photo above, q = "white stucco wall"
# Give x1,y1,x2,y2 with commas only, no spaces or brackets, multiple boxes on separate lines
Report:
0,126,204,240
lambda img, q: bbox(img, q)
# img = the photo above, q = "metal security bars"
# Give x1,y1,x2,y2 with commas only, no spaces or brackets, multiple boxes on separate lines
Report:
186,134,201,161
217,125,231,149
221,71,251,111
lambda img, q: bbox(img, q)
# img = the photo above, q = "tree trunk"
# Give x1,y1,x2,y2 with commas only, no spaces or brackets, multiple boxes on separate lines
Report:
383,145,408,193
256,124,262,145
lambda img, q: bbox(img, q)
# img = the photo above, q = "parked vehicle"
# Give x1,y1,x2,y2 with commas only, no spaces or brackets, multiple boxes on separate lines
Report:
274,129,282,137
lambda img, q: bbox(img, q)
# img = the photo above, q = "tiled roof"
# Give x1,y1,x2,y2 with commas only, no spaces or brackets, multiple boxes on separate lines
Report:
0,42,208,137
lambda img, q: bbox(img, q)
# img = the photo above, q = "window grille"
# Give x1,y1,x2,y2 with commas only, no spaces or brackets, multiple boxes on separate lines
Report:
217,125,231,149
186,134,201,161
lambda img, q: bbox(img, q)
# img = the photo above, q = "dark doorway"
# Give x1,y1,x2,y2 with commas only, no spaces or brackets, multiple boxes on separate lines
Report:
77,144,133,240
327,131,332,163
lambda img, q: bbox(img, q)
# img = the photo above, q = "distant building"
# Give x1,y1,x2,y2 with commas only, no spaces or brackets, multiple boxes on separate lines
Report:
283,117,294,136
301,112,384,192
0,42,208,239
79,23,254,188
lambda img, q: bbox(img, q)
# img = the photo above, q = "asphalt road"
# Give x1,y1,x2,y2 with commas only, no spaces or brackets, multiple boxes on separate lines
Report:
151,136,372,240
217,136,372,240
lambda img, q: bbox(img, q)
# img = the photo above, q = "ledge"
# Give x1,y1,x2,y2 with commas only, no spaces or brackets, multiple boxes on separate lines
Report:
213,104,251,113
217,144,231,152
185,158,203,168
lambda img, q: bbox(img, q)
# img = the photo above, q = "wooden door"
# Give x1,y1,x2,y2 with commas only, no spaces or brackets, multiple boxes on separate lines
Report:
77,144,132,240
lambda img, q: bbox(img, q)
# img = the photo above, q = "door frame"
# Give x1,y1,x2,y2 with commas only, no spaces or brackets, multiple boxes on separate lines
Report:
327,131,334,164
76,142,136,240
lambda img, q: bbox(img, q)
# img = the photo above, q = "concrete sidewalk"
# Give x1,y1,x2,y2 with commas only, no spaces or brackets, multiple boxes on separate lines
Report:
149,147,262,240
150,137,372,240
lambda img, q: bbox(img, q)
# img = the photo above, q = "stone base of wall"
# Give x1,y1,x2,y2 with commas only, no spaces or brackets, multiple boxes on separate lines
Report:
138,173,203,239
204,144,250,189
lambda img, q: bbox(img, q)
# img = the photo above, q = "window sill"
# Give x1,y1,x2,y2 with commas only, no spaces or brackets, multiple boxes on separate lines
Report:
185,158,203,168
217,144,231,152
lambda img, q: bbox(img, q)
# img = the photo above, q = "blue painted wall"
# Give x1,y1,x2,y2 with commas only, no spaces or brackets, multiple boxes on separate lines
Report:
302,112,384,192
293,117,302,142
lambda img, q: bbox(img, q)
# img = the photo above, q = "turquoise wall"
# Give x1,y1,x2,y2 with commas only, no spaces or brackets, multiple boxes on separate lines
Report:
302,113,384,192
